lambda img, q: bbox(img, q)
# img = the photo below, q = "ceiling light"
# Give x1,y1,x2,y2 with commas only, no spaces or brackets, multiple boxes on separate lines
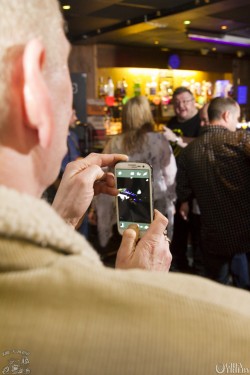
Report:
221,25,228,30
145,20,167,28
200,48,209,55
184,20,191,25
187,30,250,47
237,50,245,58
62,5,71,10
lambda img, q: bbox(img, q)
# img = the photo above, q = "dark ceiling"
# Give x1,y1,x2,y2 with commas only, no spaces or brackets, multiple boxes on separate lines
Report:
59,0,250,57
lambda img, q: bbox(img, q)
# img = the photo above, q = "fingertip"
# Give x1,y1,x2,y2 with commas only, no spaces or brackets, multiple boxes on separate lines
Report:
123,229,136,241
121,154,129,161
127,223,139,241
119,226,139,257
154,209,168,226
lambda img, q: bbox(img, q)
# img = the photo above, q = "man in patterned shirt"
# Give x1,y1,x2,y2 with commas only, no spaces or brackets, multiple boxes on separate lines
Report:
176,97,250,288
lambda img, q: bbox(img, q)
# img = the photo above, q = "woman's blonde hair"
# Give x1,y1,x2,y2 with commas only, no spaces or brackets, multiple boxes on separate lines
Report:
121,96,154,154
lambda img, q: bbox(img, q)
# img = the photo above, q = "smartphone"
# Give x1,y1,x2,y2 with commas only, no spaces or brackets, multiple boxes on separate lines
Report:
114,161,154,237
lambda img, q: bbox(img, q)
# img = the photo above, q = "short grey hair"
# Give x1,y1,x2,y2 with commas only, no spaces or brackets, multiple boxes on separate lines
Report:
0,0,64,127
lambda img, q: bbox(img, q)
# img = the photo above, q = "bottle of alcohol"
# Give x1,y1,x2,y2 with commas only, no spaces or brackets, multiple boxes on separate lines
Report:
107,77,114,97
121,78,128,98
133,81,141,96
98,77,106,99
115,81,122,102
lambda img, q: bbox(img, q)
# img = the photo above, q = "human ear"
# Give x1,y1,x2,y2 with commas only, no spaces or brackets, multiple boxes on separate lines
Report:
223,110,230,123
23,38,53,148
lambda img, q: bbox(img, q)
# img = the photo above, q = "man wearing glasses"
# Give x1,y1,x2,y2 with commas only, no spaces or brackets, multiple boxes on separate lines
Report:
168,86,201,157
165,87,202,274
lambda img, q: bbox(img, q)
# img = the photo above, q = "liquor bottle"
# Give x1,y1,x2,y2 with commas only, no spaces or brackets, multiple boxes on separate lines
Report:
98,77,106,98
121,78,128,98
115,81,122,102
106,77,114,97
133,81,141,96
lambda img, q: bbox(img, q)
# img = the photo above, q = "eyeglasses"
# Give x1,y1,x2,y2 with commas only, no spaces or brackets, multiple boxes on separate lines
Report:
173,99,194,107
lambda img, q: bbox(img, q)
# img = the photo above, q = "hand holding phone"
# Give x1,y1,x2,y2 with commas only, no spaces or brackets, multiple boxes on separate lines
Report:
115,209,171,271
114,161,154,238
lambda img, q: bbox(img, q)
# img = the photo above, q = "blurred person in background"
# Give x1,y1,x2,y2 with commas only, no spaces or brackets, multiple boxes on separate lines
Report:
60,108,81,172
199,102,210,127
163,87,202,273
92,95,177,264
43,107,90,238
177,97,250,289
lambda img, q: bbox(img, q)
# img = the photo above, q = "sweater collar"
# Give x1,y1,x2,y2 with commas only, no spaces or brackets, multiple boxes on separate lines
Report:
0,185,100,267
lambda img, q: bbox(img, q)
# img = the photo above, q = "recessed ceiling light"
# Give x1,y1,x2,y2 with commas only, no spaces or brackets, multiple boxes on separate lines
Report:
63,5,71,10
221,25,227,30
154,40,159,45
184,20,191,25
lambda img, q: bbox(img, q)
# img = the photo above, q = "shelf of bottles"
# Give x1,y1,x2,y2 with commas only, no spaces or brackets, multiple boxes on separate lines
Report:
96,67,233,135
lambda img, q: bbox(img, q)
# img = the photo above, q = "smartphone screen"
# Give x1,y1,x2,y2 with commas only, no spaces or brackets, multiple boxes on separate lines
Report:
115,162,153,236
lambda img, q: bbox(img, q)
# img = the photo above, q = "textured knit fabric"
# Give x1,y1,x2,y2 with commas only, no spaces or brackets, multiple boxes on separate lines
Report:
1,185,250,375
177,126,250,256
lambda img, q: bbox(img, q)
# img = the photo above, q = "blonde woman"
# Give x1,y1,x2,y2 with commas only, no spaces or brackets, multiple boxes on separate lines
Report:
95,96,177,252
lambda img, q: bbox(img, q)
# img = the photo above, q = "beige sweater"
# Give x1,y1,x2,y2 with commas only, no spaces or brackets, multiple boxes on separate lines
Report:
0,185,250,375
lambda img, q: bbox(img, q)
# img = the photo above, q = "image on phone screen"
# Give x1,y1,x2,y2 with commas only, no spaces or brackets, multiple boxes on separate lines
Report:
116,168,152,232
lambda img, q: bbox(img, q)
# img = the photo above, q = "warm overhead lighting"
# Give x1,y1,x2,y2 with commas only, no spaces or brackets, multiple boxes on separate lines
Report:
212,47,217,51
184,20,191,25
154,40,159,45
237,50,245,58
63,5,71,10
187,30,250,47
221,25,228,30
200,48,209,55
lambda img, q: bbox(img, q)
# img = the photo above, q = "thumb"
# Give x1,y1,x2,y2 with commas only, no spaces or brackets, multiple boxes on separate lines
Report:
115,224,139,268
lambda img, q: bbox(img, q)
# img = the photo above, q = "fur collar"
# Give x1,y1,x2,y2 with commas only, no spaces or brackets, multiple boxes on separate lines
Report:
0,185,100,264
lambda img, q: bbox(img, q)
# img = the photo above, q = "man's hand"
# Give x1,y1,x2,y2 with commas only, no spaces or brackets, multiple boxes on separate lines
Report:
162,126,188,148
115,210,172,272
179,201,189,221
162,125,177,142
52,153,128,228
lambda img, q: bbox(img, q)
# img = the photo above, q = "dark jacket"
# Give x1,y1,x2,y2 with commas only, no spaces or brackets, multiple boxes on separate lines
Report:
177,126,250,256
